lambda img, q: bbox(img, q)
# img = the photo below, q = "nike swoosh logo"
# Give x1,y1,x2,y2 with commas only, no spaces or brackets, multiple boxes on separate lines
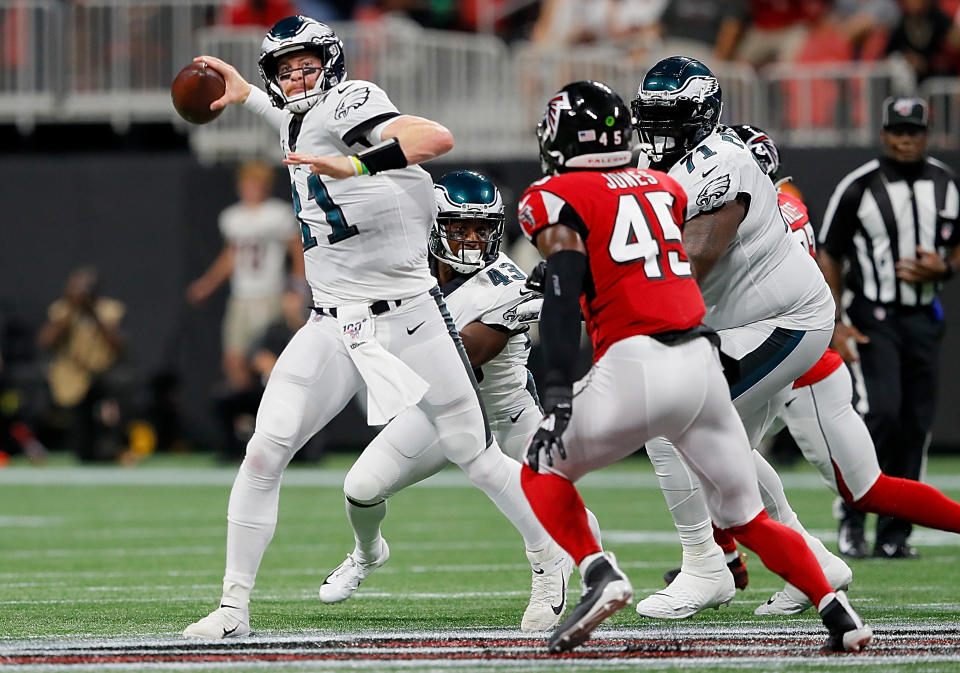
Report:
407,321,426,335
532,568,545,575
222,624,240,637
337,85,352,95
702,166,718,178
784,398,795,407
518,289,534,296
219,604,239,609
551,575,566,615
510,410,524,423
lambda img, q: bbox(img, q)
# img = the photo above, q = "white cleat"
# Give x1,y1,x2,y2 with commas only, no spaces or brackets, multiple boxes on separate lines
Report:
319,540,390,604
755,551,853,616
183,604,250,639
636,553,735,619
521,545,573,632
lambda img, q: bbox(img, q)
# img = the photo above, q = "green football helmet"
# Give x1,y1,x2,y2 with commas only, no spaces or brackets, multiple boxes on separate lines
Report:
631,56,723,169
431,170,505,274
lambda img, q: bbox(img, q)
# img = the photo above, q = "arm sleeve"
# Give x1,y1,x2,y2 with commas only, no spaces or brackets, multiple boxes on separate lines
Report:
242,86,286,133
818,177,863,257
326,81,402,149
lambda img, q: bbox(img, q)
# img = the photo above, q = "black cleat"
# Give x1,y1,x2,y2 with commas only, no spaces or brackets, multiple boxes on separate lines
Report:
837,518,869,559
662,552,749,590
819,590,872,652
872,542,919,559
548,554,633,654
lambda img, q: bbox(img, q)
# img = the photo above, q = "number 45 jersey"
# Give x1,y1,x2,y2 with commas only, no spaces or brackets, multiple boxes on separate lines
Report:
518,167,706,361
279,79,437,307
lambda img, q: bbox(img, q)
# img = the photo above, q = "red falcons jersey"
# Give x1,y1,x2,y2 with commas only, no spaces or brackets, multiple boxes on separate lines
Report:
778,189,844,388
519,168,705,360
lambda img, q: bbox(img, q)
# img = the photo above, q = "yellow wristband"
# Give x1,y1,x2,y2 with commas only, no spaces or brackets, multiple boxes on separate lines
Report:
349,155,369,176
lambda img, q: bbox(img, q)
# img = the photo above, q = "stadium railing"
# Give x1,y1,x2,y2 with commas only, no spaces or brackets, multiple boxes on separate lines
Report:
0,2,924,159
921,77,960,151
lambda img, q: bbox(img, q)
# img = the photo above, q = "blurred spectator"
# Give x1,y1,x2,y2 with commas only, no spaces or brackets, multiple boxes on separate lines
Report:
223,0,297,27
186,161,304,391
654,0,745,64
830,0,900,59
295,0,352,22
606,0,669,60
885,0,954,80
721,0,830,66
37,267,126,462
530,0,611,47
213,291,314,461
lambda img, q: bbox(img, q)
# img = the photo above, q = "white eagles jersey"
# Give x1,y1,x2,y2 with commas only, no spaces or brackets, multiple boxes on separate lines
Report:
667,127,834,331
219,197,294,298
439,252,542,418
246,80,436,307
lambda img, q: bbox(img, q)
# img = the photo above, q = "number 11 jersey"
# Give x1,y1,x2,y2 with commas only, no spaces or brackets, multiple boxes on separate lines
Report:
277,80,437,307
518,167,705,361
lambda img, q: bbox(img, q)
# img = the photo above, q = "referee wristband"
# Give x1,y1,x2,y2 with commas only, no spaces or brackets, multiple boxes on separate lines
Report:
357,137,408,174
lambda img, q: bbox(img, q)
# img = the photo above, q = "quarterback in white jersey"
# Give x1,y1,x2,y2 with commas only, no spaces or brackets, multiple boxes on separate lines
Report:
319,170,592,634
630,57,850,622
184,17,565,639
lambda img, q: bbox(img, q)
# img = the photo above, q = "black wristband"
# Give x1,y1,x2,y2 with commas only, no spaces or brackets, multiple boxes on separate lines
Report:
539,250,587,388
356,137,408,174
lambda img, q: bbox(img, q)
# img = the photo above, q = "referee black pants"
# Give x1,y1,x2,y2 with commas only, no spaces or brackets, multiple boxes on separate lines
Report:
842,296,944,550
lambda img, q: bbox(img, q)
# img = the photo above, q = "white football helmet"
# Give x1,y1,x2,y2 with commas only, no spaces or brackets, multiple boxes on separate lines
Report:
258,15,345,114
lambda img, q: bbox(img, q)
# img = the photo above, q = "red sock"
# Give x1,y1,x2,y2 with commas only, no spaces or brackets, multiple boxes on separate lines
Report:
855,474,960,534
712,524,738,554
726,511,832,607
520,464,600,564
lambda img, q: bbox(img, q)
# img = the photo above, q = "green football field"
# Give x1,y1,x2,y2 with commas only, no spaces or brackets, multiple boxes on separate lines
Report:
1,452,959,672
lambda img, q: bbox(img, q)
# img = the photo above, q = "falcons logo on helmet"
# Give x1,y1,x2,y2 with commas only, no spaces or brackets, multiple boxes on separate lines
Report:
334,86,370,120
545,91,572,141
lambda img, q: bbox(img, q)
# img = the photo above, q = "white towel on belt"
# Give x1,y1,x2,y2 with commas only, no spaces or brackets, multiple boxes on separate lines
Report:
336,303,429,425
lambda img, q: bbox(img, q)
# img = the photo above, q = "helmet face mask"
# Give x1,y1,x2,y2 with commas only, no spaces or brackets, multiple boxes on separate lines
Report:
536,81,633,176
258,16,345,113
631,57,722,168
431,171,505,275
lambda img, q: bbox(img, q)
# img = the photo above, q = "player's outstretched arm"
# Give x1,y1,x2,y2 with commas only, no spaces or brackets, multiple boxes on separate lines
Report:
193,56,252,110
284,115,453,179
378,115,454,166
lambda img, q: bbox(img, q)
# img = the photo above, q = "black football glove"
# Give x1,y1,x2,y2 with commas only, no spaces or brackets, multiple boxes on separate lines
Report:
526,384,573,472
525,261,547,294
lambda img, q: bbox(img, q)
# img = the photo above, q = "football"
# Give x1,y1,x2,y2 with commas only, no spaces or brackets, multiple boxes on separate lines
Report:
171,61,225,124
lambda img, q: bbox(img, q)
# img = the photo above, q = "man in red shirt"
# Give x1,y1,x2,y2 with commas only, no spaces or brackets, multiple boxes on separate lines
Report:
223,0,297,27
516,82,872,655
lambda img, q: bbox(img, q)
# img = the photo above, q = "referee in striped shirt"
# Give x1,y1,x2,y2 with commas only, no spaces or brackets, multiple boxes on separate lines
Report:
818,97,960,559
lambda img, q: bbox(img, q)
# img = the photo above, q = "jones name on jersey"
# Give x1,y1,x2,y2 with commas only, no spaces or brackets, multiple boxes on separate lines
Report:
665,126,834,332
246,80,436,307
438,251,541,419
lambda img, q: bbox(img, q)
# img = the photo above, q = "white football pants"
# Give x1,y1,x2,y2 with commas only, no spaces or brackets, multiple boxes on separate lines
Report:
219,290,504,605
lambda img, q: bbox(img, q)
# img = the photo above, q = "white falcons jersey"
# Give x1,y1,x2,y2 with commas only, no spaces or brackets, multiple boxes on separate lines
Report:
440,252,542,418
219,198,294,298
273,80,436,306
667,127,834,331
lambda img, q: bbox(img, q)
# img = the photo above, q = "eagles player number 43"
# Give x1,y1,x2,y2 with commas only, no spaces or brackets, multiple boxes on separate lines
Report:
609,191,691,279
291,174,360,250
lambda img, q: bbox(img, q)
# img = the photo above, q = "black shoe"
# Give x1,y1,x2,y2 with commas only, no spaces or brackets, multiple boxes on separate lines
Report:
818,590,872,652
662,552,749,590
548,554,633,654
837,518,869,559
872,542,919,559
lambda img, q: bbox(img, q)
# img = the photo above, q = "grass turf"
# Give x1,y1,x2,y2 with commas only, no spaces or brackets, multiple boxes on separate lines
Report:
1,452,959,671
